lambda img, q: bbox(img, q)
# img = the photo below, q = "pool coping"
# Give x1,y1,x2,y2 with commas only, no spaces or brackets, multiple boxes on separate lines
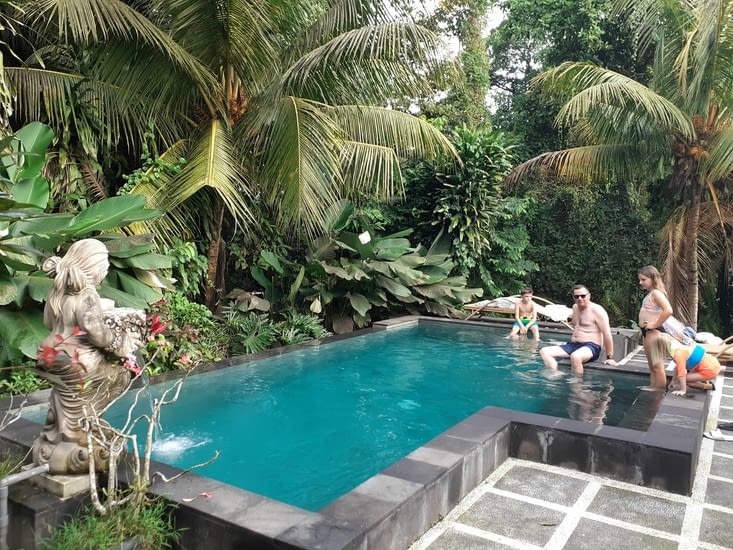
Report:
0,315,710,550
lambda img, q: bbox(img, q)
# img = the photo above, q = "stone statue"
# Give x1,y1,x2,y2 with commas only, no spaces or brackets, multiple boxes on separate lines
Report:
32,239,146,475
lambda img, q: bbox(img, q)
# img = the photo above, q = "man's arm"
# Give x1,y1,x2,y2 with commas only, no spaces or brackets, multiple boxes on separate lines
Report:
596,305,617,365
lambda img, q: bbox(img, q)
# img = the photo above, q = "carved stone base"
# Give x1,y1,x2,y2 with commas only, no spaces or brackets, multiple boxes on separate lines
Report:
25,464,90,499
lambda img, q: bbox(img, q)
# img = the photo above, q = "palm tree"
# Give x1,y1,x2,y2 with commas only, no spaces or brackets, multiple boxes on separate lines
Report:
6,0,456,308
505,0,733,327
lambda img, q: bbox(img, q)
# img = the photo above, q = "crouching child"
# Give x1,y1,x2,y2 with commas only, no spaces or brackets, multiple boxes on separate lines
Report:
651,333,720,396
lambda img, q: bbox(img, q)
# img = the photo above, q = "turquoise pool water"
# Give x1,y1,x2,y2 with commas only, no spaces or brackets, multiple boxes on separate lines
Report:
26,322,657,511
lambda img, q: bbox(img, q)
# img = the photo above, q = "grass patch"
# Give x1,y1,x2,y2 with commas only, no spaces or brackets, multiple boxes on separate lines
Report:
41,496,180,550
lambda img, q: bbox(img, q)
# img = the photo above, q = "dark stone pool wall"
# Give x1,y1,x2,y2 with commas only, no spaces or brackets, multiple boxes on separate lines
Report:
0,316,710,550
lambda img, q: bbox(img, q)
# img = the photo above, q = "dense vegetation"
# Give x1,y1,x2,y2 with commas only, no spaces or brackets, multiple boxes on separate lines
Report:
1,0,732,378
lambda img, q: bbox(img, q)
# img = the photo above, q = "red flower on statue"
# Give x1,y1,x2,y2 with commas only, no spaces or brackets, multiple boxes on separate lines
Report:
38,345,59,365
123,356,142,376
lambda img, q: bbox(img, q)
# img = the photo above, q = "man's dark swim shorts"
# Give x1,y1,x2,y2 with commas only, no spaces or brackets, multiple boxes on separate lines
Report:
560,341,602,362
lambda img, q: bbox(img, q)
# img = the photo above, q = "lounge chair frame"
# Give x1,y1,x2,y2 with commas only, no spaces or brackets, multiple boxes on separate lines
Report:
464,295,573,330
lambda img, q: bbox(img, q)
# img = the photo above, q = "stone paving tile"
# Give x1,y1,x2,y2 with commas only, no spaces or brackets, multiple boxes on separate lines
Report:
585,485,686,534
410,357,733,550
456,491,565,547
563,518,678,550
424,527,517,550
704,477,733,509
710,453,733,478
699,507,733,547
492,465,587,507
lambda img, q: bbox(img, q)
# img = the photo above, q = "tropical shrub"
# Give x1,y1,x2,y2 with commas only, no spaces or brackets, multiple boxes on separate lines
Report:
301,224,483,333
41,497,180,550
0,366,48,397
389,125,536,297
140,292,227,375
524,179,658,325
220,310,279,355
220,308,329,355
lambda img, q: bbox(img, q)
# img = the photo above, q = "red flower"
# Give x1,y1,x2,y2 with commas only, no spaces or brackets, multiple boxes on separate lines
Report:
123,356,142,376
38,346,58,365
149,314,167,336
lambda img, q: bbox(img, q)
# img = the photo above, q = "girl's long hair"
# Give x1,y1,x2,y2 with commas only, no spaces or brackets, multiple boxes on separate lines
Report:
638,265,666,293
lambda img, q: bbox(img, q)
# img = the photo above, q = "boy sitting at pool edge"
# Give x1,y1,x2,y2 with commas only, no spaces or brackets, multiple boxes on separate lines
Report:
650,332,720,396
507,287,540,340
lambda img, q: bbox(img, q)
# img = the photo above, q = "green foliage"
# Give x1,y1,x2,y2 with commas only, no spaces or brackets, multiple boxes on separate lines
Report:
487,0,651,161
301,212,483,333
0,123,172,363
0,451,22,479
524,179,657,325
434,126,536,294
220,308,329,355
389,125,536,297
0,367,49,396
159,239,208,300
279,311,330,340
41,497,179,550
220,310,279,355
118,128,186,196
140,292,227,375
416,0,492,127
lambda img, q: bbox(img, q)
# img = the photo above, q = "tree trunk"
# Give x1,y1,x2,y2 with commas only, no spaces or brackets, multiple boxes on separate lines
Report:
204,197,226,311
687,201,700,328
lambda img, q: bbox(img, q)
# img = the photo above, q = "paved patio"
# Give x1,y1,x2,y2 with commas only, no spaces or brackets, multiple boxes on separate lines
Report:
409,362,733,550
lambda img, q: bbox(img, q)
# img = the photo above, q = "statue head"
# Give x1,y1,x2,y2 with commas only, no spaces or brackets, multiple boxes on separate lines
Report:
44,239,109,294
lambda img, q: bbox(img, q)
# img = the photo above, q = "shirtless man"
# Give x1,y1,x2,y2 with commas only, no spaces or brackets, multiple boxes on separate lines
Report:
539,284,618,374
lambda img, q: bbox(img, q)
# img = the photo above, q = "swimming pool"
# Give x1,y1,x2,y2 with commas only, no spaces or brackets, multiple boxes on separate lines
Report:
90,320,658,511
7,317,708,550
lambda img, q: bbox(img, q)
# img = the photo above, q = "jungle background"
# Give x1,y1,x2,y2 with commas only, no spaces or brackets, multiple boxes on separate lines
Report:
1,0,732,391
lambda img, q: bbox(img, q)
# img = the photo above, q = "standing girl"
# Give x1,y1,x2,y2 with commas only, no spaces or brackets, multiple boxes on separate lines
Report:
638,265,673,388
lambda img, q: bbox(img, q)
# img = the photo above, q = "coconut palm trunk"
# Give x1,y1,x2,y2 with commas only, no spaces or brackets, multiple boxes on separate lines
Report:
204,197,226,310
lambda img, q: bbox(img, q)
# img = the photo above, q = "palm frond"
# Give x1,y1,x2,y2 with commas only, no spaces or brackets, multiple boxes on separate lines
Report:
254,96,344,236
280,23,447,103
339,141,401,201
705,125,733,182
659,206,695,322
326,105,457,161
148,0,280,94
126,121,255,243
122,140,206,247
503,144,638,187
7,66,183,148
535,63,695,141
160,121,254,225
681,0,727,111
27,0,220,113
612,0,689,62
294,0,395,56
